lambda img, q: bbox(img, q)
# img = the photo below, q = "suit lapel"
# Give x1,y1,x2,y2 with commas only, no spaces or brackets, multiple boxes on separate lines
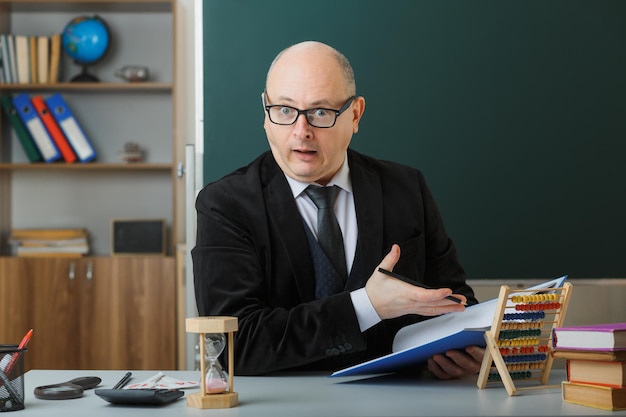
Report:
348,151,384,280
263,159,316,300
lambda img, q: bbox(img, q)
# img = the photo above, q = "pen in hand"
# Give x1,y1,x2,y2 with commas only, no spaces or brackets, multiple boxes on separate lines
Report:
377,268,466,305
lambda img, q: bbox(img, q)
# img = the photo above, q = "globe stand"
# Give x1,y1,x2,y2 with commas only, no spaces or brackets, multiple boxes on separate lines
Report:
70,64,100,82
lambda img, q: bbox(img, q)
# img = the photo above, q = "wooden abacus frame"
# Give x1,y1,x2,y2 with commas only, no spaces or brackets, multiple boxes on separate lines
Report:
477,282,573,396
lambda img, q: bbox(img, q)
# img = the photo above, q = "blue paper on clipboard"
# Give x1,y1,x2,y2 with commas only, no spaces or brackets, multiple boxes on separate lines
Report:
330,275,567,378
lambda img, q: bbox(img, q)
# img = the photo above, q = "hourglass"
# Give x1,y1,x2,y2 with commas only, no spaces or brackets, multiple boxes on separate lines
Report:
186,317,238,409
204,333,228,393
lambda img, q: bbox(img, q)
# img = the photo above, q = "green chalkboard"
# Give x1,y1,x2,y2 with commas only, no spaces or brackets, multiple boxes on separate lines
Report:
203,0,626,279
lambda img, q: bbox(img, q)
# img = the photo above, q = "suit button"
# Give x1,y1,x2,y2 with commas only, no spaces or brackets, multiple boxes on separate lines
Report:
343,342,352,351
339,345,346,353
325,349,334,356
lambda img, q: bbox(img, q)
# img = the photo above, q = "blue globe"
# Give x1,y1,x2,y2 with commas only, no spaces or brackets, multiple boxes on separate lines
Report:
62,15,110,65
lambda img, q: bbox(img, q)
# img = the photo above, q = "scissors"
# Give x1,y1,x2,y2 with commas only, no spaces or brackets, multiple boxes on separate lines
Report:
34,376,101,400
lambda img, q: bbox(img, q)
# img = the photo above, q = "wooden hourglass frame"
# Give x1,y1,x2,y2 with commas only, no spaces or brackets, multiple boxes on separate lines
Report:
477,282,573,396
186,317,238,409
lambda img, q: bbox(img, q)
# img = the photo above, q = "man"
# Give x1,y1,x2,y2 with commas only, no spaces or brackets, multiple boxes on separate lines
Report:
193,41,484,378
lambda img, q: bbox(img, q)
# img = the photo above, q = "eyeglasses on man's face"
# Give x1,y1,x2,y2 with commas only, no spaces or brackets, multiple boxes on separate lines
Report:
263,93,356,128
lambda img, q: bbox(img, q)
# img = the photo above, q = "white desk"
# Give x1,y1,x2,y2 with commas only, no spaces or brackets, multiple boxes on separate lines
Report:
18,369,625,416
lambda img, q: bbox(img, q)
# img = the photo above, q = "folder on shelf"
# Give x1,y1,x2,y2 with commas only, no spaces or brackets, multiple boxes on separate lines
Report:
15,35,30,84
12,93,61,162
32,95,76,163
0,95,42,162
45,93,96,162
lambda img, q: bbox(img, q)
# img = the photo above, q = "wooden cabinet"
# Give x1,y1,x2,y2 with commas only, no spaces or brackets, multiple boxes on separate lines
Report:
0,256,176,370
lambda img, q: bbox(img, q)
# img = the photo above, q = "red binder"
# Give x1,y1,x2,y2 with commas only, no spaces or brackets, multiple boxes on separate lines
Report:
31,95,77,163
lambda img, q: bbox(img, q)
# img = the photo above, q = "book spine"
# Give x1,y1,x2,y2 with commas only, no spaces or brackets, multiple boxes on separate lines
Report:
29,36,38,84
7,34,17,84
37,36,48,84
0,34,13,83
10,228,87,240
15,35,30,84
48,34,61,83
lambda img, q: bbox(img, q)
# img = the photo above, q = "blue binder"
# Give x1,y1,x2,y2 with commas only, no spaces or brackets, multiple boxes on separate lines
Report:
45,93,96,162
331,275,568,378
12,93,61,162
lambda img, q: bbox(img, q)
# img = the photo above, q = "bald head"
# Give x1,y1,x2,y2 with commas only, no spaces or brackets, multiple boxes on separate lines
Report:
262,41,366,185
266,41,356,97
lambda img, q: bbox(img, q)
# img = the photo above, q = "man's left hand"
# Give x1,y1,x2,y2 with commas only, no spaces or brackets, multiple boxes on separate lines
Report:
427,346,485,379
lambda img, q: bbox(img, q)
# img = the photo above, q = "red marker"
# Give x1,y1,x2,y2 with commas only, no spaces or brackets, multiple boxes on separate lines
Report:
17,329,33,350
2,329,33,376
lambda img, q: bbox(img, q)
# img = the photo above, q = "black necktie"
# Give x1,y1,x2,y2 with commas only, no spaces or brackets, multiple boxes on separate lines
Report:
305,185,347,280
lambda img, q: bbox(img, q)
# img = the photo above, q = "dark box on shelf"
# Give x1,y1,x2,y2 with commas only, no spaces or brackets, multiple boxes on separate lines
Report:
111,219,166,256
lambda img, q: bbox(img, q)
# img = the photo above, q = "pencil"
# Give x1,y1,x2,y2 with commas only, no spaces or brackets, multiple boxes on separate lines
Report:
377,268,466,305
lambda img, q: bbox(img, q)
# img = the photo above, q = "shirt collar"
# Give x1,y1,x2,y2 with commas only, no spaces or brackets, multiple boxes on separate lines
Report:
284,154,353,198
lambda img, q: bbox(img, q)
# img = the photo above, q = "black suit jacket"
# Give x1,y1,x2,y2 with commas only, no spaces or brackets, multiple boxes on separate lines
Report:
192,149,476,375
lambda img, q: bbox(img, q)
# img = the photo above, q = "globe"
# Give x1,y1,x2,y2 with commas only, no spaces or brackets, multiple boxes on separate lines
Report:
62,15,111,82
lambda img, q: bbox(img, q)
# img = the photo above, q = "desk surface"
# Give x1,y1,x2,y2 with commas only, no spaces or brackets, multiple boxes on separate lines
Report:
19,369,625,416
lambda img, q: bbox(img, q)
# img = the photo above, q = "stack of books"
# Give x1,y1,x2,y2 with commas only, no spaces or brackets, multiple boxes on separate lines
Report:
553,322,626,411
0,33,61,85
9,228,89,257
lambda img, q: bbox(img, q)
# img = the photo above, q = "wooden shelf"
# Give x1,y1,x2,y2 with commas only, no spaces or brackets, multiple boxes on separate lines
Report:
0,82,172,92
0,0,172,13
0,162,173,171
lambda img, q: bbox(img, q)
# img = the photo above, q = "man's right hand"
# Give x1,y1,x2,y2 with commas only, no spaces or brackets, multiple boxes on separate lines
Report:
364,244,467,320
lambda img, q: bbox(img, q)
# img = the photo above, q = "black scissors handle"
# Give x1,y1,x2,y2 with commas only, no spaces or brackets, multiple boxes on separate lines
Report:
34,376,101,400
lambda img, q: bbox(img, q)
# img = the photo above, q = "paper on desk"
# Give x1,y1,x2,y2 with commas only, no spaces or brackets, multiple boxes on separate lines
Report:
124,371,199,389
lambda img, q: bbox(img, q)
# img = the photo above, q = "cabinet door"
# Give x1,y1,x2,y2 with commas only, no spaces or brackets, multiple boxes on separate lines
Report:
25,258,82,370
0,257,30,347
80,256,176,370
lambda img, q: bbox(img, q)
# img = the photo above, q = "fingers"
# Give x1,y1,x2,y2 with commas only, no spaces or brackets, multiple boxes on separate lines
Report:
427,356,453,380
378,243,401,272
366,243,466,319
465,346,485,362
427,349,484,380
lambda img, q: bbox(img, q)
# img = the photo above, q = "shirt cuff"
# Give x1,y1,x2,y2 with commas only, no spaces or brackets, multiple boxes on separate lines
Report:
350,288,382,332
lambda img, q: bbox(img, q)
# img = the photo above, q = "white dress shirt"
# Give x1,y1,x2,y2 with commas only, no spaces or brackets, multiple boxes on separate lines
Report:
284,155,381,332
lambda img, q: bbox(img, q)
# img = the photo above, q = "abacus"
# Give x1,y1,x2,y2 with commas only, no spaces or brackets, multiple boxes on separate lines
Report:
477,282,573,396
